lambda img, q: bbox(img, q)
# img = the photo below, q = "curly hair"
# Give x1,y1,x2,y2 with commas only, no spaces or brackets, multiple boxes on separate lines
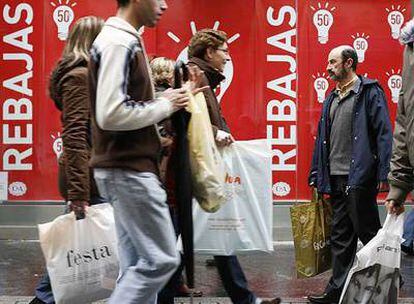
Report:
188,29,227,59
150,57,175,87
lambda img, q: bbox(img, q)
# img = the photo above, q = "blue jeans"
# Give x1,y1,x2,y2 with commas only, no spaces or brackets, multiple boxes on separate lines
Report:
403,209,414,248
157,206,185,304
214,255,259,304
94,168,180,304
35,195,106,304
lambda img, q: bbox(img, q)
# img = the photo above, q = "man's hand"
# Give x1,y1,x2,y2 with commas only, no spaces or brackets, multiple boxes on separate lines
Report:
385,200,405,215
216,130,235,147
378,181,390,192
183,65,209,95
160,88,190,111
68,200,89,220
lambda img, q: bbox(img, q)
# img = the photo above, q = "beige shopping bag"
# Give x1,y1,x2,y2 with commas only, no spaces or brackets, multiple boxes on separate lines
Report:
187,92,226,213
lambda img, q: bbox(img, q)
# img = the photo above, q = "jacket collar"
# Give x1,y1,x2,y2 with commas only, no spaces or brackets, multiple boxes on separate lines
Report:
105,17,141,39
333,77,361,98
188,57,225,89
400,18,414,45
328,75,378,98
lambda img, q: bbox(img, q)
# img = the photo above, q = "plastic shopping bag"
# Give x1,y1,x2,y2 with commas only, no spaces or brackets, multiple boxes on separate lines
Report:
38,203,119,304
191,139,273,255
291,190,332,278
187,92,226,212
339,213,404,304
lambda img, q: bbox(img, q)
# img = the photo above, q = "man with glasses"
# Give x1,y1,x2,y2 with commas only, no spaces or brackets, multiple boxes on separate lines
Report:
308,45,392,303
187,29,280,304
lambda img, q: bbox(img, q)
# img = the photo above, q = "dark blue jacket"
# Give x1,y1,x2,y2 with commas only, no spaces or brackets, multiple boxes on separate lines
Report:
308,76,392,194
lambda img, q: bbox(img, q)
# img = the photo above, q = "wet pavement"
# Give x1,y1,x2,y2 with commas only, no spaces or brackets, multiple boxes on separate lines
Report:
1,240,414,303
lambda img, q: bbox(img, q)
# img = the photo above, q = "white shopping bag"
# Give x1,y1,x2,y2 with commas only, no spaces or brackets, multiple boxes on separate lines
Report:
38,203,119,304
191,139,273,255
339,213,404,304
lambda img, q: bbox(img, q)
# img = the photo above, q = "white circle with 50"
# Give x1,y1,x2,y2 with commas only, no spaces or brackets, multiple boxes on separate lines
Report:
53,137,63,159
272,182,291,197
9,181,27,196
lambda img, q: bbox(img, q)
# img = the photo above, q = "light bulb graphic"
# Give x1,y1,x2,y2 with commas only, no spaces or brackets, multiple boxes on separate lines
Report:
386,5,406,39
167,21,240,103
51,1,77,41
312,73,329,103
51,132,63,159
352,33,370,63
311,3,336,44
386,69,402,103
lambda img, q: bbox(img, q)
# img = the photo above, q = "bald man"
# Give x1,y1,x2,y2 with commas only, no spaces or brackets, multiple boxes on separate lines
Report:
308,46,393,303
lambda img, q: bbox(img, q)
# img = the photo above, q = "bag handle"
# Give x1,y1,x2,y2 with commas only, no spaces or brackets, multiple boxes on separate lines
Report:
382,212,405,237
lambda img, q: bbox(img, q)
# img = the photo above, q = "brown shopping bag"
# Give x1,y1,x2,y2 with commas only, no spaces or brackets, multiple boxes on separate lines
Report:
290,190,332,278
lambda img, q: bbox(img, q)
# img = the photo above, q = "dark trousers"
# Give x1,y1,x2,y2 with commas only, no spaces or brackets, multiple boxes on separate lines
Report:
325,175,381,298
214,255,257,304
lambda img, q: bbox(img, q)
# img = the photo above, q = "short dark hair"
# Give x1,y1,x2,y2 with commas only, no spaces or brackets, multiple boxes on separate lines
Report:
188,29,227,59
117,0,130,7
341,48,358,71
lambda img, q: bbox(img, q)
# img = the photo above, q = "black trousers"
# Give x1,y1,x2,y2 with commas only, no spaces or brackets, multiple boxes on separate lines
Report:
325,175,381,298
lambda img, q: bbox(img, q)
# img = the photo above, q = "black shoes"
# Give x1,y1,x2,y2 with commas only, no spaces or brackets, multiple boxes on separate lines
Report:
205,258,217,267
308,292,339,304
401,244,414,256
261,298,282,304
29,297,46,304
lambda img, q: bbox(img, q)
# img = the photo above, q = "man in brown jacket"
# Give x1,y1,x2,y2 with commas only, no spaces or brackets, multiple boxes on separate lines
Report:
187,29,280,304
386,18,414,235
88,1,198,303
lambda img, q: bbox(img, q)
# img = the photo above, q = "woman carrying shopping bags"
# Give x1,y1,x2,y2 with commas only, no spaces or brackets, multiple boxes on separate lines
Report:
30,16,104,304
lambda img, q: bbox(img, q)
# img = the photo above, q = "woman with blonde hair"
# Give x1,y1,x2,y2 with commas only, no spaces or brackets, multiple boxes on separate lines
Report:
150,57,204,303
30,16,104,304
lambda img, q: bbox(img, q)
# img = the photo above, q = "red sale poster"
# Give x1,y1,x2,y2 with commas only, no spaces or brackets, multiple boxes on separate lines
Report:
296,0,410,201
0,0,410,202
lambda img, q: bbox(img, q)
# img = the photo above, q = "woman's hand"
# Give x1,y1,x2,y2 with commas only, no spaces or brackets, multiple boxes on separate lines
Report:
69,200,89,219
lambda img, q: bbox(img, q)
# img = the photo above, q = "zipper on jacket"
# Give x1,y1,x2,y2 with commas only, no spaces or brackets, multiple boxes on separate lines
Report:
345,185,351,196
348,78,364,187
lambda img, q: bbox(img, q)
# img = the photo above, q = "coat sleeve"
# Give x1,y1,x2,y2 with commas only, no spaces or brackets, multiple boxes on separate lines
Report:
61,70,91,201
367,85,393,183
308,115,322,186
203,89,219,136
386,87,413,203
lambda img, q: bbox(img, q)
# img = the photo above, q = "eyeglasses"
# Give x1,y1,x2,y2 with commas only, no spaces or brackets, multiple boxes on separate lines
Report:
217,48,229,54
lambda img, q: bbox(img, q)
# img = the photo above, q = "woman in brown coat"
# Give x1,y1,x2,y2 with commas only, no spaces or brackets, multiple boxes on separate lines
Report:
30,16,104,304
50,16,105,217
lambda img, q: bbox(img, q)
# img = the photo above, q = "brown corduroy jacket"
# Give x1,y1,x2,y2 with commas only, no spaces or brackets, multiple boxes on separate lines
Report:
53,66,99,201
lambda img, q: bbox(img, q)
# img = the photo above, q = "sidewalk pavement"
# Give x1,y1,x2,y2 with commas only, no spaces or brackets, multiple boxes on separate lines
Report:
1,241,414,303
